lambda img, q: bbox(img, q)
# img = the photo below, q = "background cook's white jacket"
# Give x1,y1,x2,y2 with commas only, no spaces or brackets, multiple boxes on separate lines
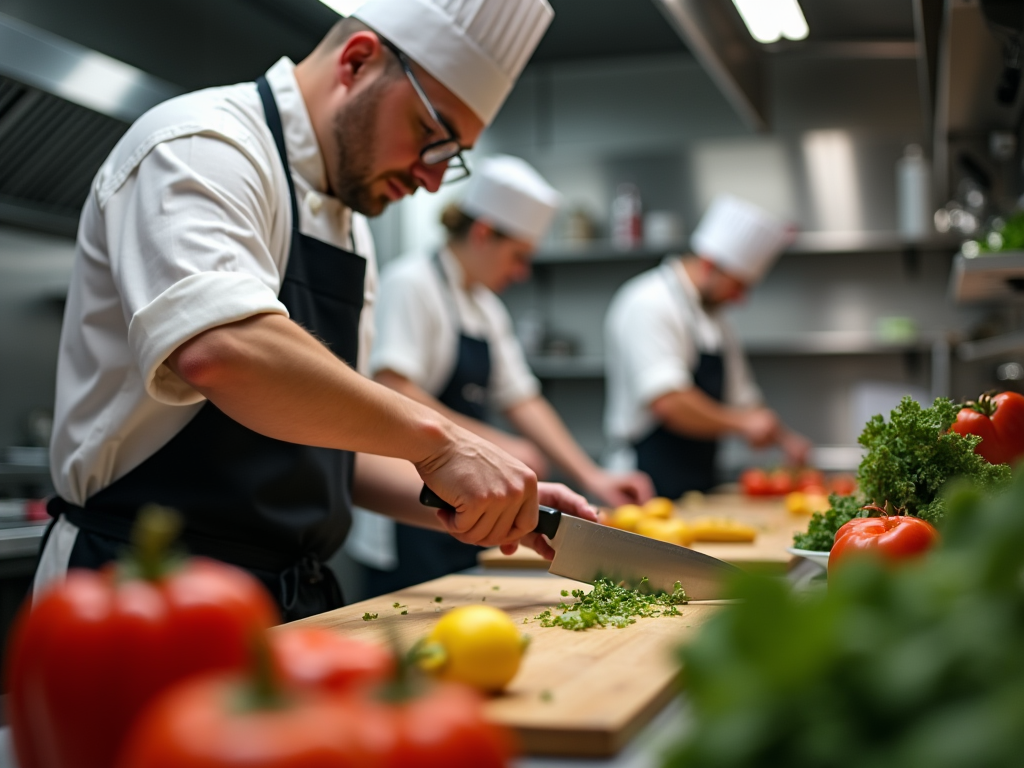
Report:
49,57,378,508
347,247,541,570
603,257,761,470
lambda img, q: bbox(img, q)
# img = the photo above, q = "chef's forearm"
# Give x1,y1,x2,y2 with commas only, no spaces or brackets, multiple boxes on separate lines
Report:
650,387,747,439
166,313,453,464
351,453,445,531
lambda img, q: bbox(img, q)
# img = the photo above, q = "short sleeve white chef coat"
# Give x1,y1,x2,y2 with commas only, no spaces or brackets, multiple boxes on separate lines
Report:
603,257,761,465
49,58,378,508
369,247,540,410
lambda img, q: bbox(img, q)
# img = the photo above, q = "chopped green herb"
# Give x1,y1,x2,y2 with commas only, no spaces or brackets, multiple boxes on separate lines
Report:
481,596,487,601
392,602,406,609
536,578,688,631
400,610,408,615
362,612,378,621
540,689,554,702
560,589,569,597
434,596,443,603
492,585,500,590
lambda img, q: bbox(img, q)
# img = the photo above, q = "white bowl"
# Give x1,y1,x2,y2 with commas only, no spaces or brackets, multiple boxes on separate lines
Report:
787,547,830,569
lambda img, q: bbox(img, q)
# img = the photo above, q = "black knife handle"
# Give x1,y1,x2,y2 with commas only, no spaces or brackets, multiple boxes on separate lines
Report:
419,485,562,539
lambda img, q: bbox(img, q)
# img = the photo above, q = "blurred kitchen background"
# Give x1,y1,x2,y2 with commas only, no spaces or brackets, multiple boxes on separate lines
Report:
1,0,1023,514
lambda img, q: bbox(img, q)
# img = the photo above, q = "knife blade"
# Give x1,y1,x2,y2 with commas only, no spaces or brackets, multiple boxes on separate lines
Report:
419,485,741,601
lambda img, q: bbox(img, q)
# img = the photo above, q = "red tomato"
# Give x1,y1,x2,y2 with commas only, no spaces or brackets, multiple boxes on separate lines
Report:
271,627,394,694
795,469,825,492
950,391,1024,466
830,510,939,568
829,475,857,496
740,468,771,496
768,469,794,496
7,561,278,768
118,674,515,768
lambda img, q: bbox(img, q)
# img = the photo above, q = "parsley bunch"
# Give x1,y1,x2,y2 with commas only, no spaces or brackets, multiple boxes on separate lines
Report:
536,578,689,631
793,397,1011,551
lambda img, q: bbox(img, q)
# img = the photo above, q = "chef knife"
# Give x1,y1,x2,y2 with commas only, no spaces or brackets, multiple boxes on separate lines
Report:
420,485,741,601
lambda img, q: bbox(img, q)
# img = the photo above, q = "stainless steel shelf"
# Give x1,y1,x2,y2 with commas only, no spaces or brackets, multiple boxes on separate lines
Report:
950,250,1024,304
534,232,961,265
529,336,938,380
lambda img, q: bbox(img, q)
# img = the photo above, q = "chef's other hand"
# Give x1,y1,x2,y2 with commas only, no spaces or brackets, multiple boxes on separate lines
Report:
738,407,780,448
583,469,655,508
502,482,597,561
779,428,813,466
417,426,538,548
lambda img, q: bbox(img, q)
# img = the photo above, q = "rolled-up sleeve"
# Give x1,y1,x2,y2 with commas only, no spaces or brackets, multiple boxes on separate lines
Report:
105,134,289,405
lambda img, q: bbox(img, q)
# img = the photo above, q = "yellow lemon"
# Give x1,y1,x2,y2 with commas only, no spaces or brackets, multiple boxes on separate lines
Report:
418,605,528,692
610,504,645,531
636,517,691,545
688,517,757,543
805,493,831,514
643,496,675,519
785,491,810,515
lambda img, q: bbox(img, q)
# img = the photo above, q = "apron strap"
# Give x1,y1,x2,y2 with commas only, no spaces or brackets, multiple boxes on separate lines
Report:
257,75,301,235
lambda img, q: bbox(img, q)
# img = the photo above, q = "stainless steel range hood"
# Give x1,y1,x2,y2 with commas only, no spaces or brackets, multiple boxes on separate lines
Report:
0,13,181,236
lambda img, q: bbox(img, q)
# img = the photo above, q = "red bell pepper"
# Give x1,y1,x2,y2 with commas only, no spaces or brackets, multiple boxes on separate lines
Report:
5,507,278,768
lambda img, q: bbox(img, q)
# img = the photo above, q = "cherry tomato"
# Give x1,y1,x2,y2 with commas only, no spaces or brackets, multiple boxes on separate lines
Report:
768,469,794,496
828,475,857,496
740,468,771,496
795,469,825,492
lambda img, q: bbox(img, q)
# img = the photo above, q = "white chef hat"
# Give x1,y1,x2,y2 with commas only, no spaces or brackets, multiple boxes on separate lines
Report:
459,155,561,245
353,0,553,125
691,195,793,284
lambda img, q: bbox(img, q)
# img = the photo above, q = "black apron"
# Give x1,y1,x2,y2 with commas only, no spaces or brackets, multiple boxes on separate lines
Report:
633,264,725,498
42,76,365,622
362,253,490,598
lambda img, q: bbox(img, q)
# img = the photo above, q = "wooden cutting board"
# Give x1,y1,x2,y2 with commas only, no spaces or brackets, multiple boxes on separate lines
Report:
288,573,721,757
478,494,807,573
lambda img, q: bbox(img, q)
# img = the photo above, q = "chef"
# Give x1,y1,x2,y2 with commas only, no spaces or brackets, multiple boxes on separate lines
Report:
34,0,596,621
356,155,653,594
604,194,811,499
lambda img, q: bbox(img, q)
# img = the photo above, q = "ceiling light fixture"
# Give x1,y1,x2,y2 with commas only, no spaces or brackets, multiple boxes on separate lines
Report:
317,0,369,16
731,0,809,44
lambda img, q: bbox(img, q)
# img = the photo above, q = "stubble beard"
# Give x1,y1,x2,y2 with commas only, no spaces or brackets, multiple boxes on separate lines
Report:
331,79,417,218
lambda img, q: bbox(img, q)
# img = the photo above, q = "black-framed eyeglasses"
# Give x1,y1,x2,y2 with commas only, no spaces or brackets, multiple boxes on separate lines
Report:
382,40,470,184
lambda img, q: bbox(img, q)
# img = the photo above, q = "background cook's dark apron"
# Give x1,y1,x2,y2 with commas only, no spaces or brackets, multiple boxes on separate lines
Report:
362,253,489,598
633,264,725,498
41,76,364,622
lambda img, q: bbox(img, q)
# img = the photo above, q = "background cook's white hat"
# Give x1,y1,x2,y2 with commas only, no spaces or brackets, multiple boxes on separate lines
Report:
353,0,554,125
459,155,562,246
691,194,793,284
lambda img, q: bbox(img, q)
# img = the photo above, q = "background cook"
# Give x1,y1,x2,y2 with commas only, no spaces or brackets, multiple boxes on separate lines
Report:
604,194,811,500
355,155,652,595
35,0,595,622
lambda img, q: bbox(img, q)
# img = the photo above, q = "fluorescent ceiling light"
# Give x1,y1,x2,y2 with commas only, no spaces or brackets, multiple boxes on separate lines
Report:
318,0,369,16
731,0,808,44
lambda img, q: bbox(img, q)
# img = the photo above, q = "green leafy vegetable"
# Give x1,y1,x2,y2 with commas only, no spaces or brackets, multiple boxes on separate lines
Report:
794,396,1010,551
536,578,688,631
664,475,1024,768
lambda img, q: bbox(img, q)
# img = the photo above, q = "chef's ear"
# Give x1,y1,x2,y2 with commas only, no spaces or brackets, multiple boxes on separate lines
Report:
468,219,498,246
336,32,387,86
